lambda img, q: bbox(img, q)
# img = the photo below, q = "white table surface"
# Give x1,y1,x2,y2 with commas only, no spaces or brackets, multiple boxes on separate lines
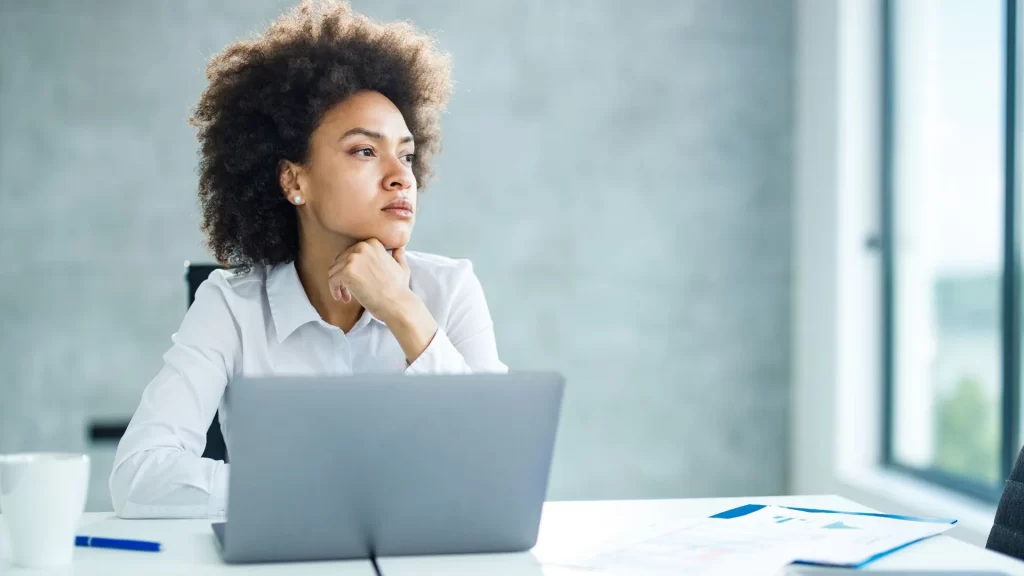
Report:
0,513,377,575
377,495,1024,575
3,495,1022,575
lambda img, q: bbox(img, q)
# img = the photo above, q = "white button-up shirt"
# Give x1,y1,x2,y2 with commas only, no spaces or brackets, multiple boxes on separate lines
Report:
110,251,507,519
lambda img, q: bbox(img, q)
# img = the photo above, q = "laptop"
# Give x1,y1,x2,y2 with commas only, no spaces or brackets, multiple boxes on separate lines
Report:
212,372,565,564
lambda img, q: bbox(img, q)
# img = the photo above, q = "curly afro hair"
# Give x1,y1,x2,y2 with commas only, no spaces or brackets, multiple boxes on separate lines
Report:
190,0,452,269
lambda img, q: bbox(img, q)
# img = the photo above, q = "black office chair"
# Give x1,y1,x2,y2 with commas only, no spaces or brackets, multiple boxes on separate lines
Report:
987,445,1024,560
186,262,229,463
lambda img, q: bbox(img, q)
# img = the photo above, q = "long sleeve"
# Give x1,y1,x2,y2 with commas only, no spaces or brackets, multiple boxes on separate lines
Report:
109,274,240,519
405,261,508,375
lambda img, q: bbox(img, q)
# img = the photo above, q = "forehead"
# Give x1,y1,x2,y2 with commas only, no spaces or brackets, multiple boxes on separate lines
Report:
319,90,411,137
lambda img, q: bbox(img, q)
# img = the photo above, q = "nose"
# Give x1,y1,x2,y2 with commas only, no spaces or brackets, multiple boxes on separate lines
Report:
384,158,415,192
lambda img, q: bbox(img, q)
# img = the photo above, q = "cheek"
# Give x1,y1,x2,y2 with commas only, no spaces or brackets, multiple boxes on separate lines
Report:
313,165,375,220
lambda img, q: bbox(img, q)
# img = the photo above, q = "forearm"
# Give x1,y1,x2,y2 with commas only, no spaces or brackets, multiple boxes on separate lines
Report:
382,289,439,364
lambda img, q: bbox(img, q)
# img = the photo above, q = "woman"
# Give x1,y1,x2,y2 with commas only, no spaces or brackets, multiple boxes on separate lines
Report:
110,0,506,519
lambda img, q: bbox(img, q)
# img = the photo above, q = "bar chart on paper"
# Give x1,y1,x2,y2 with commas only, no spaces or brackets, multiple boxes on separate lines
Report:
540,506,956,576
772,514,810,525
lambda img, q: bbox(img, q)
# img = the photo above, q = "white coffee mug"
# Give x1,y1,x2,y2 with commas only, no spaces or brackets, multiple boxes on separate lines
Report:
0,453,90,568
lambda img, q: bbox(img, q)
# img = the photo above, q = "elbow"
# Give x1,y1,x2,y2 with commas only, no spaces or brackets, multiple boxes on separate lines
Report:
109,449,162,519
109,456,145,518
108,447,220,519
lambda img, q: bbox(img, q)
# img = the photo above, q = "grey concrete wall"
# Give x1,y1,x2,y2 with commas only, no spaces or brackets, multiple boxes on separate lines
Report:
0,0,792,510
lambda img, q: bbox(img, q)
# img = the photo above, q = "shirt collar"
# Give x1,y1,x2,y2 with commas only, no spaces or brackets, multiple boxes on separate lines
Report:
266,260,383,342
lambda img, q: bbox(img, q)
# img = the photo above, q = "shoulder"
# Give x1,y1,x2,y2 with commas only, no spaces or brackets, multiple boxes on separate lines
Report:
405,249,473,280
199,265,267,303
173,266,270,359
405,251,497,336
406,250,473,275
405,250,479,303
188,265,270,321
177,265,271,348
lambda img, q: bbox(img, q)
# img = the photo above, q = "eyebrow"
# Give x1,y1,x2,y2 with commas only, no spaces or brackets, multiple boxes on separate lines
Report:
340,127,414,144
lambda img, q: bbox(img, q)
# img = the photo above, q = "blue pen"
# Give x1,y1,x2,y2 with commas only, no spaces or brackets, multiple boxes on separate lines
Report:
75,536,162,552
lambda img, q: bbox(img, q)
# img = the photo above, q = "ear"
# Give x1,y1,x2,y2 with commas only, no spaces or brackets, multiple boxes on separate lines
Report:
278,160,304,204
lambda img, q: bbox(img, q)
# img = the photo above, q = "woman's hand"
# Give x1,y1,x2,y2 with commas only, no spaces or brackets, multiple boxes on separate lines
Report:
328,239,410,322
327,239,438,364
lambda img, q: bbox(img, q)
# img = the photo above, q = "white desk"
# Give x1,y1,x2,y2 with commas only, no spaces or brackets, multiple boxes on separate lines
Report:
3,496,1022,574
378,495,1024,575
0,513,377,575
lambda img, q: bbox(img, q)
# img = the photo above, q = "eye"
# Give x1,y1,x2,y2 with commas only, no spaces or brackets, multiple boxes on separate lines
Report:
354,148,375,157
402,153,416,164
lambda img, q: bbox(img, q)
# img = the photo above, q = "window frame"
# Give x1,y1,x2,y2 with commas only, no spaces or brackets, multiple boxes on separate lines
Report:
880,0,1021,502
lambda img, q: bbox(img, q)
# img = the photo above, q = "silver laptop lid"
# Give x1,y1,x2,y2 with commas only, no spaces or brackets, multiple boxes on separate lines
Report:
219,372,564,563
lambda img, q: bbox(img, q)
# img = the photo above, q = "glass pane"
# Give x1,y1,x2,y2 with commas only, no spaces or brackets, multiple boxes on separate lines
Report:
890,0,1004,486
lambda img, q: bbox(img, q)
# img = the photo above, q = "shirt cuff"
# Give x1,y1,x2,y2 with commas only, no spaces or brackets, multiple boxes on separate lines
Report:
404,328,472,375
207,461,229,518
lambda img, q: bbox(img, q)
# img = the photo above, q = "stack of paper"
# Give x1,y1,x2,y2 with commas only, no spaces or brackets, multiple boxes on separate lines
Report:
541,505,956,576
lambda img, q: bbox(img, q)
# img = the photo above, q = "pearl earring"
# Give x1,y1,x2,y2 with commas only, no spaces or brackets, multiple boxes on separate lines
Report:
292,195,303,205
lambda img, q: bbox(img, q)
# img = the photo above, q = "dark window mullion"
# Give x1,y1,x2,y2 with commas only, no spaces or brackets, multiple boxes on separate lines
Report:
1001,0,1021,483
881,0,896,469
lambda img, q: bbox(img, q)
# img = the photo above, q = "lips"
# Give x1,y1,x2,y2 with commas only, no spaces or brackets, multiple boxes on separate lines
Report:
382,200,414,217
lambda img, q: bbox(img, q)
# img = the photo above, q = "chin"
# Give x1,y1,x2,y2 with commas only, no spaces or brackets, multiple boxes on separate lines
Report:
375,226,413,250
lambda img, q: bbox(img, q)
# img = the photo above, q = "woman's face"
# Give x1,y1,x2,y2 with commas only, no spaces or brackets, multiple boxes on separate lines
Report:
285,90,418,250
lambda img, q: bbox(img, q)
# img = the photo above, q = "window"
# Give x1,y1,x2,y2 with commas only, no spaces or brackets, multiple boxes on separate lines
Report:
883,0,1019,500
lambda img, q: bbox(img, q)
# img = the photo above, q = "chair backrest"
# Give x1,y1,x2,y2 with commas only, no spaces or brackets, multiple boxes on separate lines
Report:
185,262,229,463
987,445,1024,560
